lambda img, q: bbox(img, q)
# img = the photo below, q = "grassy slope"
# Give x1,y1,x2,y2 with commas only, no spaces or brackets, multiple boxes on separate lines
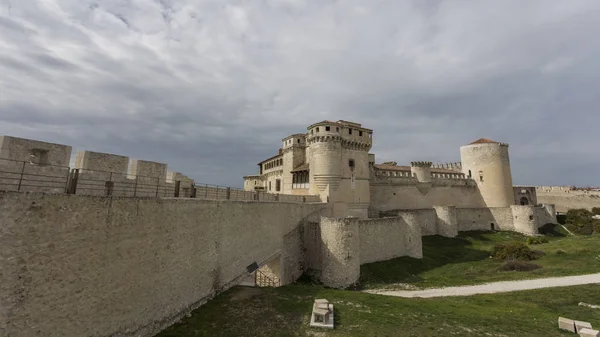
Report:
156,284,600,337
359,230,600,290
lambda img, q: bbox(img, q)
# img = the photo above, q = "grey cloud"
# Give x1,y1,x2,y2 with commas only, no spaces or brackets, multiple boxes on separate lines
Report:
0,0,599,187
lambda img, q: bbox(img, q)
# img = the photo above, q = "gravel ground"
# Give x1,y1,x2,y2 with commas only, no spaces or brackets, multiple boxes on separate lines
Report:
363,273,600,298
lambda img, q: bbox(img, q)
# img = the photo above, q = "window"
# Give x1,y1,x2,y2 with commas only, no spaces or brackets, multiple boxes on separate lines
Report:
349,159,355,168
336,127,339,132
269,181,272,191
468,170,472,177
292,171,309,189
359,131,363,136
316,127,319,132
276,179,281,192
349,128,352,135
479,170,484,182
297,139,300,143
30,149,49,165
325,126,330,131
529,215,534,220
311,130,313,134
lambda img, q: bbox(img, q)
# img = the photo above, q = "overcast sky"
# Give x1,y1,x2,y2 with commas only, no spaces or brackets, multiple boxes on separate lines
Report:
1,0,599,187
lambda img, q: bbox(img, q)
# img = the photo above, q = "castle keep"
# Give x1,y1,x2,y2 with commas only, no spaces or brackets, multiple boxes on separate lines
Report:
243,119,554,221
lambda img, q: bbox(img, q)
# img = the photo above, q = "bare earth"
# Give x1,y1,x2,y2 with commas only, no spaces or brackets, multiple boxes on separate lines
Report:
363,273,600,298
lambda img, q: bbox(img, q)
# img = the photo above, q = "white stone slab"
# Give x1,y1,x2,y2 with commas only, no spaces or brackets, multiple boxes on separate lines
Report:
575,320,594,332
579,328,600,337
559,317,576,332
310,304,334,329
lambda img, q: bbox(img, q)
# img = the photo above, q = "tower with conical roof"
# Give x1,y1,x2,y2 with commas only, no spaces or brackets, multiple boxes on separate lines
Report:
460,138,516,207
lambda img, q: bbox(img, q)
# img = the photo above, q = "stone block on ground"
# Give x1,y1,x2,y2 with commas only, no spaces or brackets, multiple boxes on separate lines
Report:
579,328,600,337
575,321,594,333
558,317,576,332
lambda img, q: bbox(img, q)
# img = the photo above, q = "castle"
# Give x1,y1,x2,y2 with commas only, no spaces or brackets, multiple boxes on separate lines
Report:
243,119,548,220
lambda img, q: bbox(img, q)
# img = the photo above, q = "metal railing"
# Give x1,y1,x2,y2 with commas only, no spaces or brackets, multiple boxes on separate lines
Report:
0,157,322,203
254,269,281,287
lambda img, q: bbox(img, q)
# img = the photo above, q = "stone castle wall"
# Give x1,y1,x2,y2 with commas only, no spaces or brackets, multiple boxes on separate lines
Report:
535,188,600,212
370,181,486,214
0,191,328,337
358,216,422,264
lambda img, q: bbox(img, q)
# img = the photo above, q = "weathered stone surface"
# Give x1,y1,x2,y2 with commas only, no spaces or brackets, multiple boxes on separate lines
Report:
575,321,594,333
558,317,576,332
579,328,600,337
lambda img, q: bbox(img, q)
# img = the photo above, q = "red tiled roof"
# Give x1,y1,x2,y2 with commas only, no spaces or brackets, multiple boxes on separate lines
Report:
469,138,499,145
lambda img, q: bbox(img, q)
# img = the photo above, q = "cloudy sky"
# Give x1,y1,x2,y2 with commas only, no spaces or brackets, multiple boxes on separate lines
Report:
1,0,599,187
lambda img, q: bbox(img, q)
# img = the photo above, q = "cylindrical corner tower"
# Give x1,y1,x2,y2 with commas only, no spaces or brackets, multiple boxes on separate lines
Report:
460,139,516,207
433,205,458,238
319,216,360,288
307,122,343,201
410,161,432,183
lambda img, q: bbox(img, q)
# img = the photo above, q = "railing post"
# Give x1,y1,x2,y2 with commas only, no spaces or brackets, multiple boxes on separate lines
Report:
226,187,231,200
174,180,180,197
155,177,160,197
191,183,197,198
17,161,26,192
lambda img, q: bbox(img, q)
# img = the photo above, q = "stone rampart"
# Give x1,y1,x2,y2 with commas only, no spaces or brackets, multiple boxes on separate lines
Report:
370,183,485,215
358,216,422,264
0,191,329,337
535,190,600,213
318,217,360,288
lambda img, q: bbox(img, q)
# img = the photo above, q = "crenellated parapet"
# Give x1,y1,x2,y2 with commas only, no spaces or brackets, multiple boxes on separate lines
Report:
432,162,462,171
306,135,343,145
341,139,372,151
410,161,433,168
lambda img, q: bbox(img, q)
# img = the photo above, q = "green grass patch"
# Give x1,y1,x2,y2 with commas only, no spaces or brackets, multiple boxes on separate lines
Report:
359,230,600,289
156,284,600,337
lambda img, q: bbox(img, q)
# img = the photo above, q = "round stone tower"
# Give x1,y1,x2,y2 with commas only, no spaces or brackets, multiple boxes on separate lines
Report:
306,122,343,200
460,138,516,207
410,161,433,182
319,216,360,288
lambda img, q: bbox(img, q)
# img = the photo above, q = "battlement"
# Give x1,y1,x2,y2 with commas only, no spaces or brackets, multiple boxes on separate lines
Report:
410,161,432,168
432,162,462,171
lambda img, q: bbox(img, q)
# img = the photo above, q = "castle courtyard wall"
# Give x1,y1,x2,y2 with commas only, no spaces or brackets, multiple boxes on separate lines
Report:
0,191,328,337
358,216,422,264
535,189,600,213
369,180,486,214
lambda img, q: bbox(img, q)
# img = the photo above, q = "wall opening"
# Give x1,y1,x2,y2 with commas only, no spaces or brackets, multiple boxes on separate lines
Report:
325,126,330,131
275,179,281,192
30,149,49,165
520,197,529,205
490,223,495,231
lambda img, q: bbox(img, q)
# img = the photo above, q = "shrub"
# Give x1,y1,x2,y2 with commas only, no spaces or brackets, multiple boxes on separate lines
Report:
526,237,548,245
491,242,540,261
565,209,595,235
499,260,542,272
592,207,600,215
555,249,566,255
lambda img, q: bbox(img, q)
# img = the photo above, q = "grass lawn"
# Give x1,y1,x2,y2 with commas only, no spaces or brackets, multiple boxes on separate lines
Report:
359,229,600,290
156,283,600,337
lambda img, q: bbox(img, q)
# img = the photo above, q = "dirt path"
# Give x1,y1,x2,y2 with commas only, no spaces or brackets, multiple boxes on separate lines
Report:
363,273,600,298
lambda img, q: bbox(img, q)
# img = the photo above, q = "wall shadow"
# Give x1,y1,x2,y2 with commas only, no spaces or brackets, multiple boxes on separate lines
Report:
357,232,496,288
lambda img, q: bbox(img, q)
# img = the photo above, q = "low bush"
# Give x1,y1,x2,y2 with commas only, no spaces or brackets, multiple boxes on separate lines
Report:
491,242,540,261
592,207,600,215
555,249,566,255
526,237,548,245
499,260,542,272
565,209,596,235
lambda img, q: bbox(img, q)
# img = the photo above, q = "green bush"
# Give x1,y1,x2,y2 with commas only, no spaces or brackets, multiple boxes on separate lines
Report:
526,237,548,245
592,207,600,215
498,260,542,272
491,242,540,261
565,209,596,235
538,223,567,237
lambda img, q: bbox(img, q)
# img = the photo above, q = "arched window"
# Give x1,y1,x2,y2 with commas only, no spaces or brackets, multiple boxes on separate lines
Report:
520,197,529,205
